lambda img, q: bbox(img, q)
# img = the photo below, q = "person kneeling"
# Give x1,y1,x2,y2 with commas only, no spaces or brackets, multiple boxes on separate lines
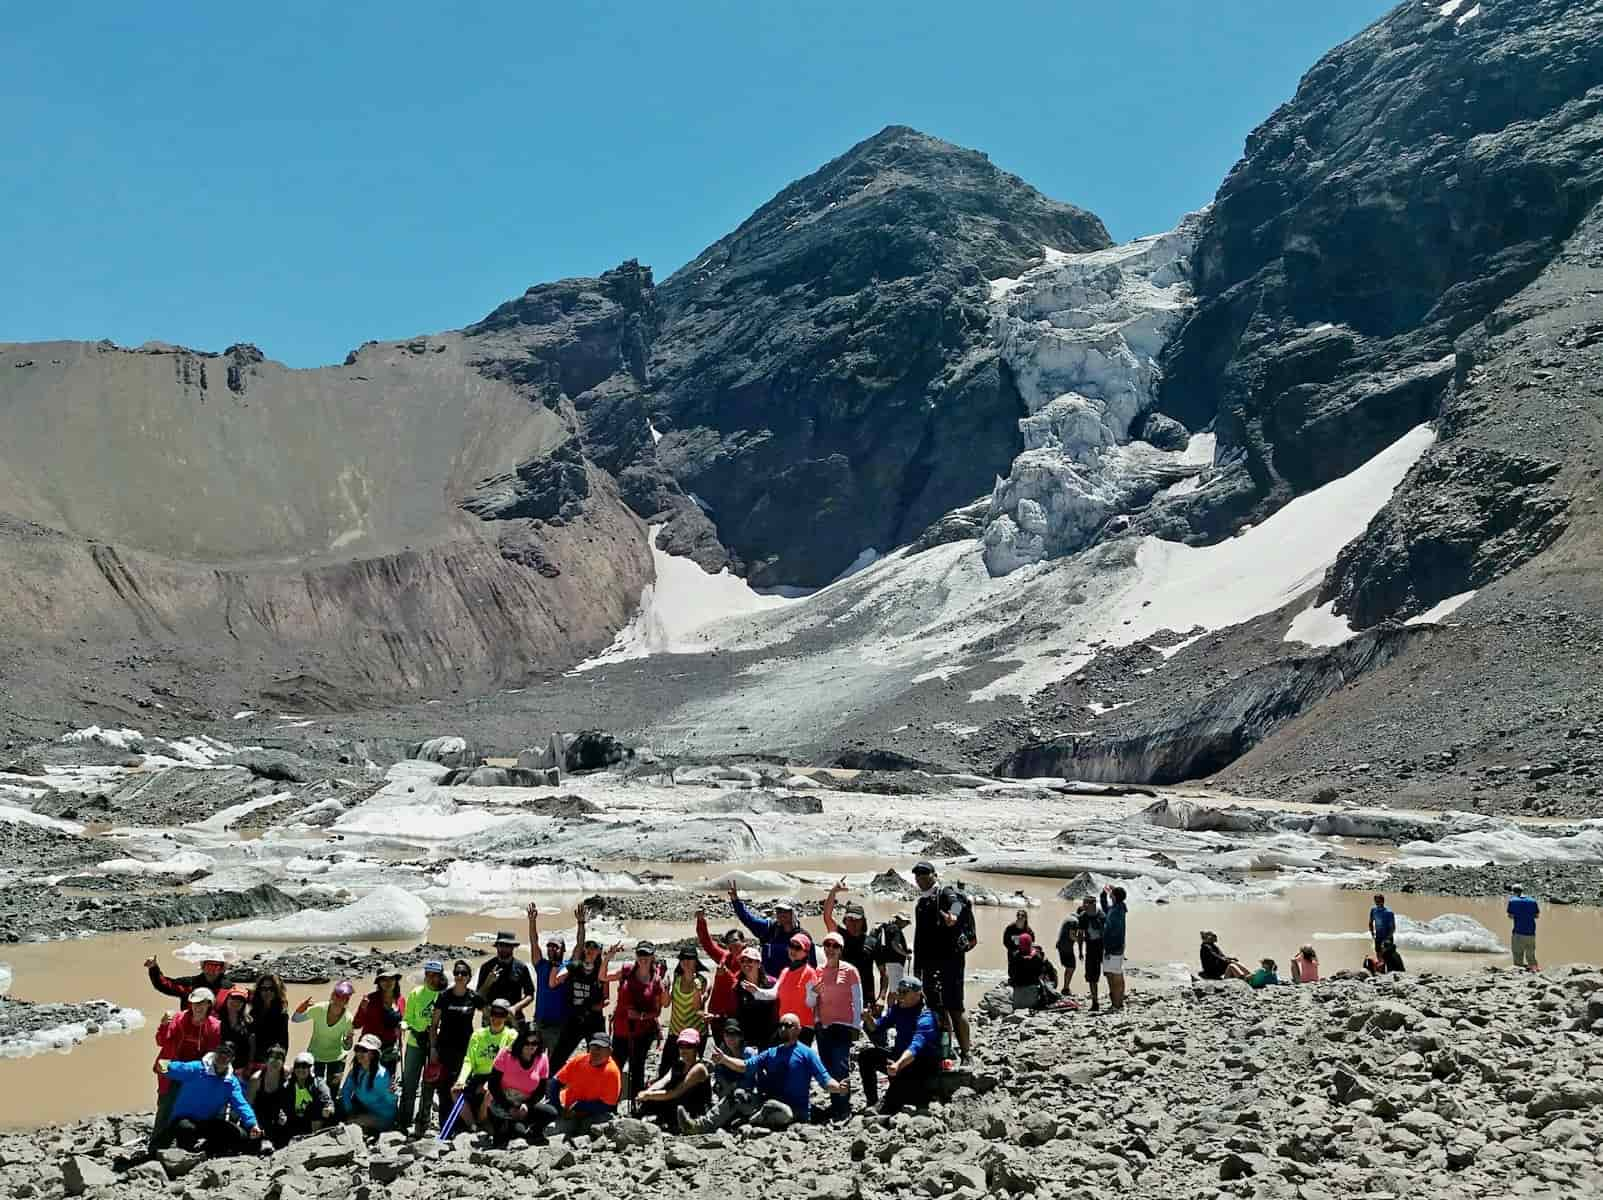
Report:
150,1044,264,1157
681,1013,844,1133
637,1028,712,1128
342,1034,398,1135
280,1053,336,1142
859,975,942,1115
487,1027,557,1145
551,1033,622,1138
1007,933,1060,1010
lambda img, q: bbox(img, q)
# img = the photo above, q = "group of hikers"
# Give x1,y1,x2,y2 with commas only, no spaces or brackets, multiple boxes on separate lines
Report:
129,860,995,1159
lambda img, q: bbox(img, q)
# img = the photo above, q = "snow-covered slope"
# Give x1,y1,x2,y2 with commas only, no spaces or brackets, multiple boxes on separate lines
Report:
983,215,1205,575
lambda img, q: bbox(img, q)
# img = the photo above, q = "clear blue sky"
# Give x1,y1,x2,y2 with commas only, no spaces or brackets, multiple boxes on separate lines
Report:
2,1,1394,367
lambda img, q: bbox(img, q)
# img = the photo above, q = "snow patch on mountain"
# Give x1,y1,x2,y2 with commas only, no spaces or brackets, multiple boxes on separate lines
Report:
982,213,1206,576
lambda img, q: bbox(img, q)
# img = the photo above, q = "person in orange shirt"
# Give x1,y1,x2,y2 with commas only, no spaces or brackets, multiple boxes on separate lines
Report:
751,934,820,1044
553,1032,622,1137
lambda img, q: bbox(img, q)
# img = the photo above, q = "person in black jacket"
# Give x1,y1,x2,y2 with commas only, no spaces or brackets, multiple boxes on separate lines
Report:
476,931,536,1020
1055,912,1079,990
246,974,290,1070
1197,931,1249,981
145,955,228,1009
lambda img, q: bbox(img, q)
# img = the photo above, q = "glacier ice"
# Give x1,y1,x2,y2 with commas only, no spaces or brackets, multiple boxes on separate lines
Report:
1315,913,1504,954
214,884,430,941
983,213,1207,575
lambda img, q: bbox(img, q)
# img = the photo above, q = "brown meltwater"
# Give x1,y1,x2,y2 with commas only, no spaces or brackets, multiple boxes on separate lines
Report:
3,877,1601,1130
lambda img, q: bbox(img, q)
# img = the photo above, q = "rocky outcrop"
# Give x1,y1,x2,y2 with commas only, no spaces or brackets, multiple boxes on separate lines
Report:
0,882,320,941
649,125,1111,587
996,623,1430,783
1154,0,1603,546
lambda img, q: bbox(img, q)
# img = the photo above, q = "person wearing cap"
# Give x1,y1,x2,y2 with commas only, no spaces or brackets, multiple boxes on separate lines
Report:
144,952,229,1010
216,986,254,1065
726,881,816,977
605,940,669,1105
153,983,221,1130
1077,895,1106,1012
292,981,356,1094
552,1032,622,1136
281,1052,336,1142
872,912,912,998
150,1043,263,1156
1099,884,1130,1012
397,960,447,1136
550,938,618,1071
659,943,709,1078
1508,885,1540,971
341,1033,398,1135
1197,931,1249,981
245,974,290,1073
822,880,880,1014
1055,907,1081,992
707,1019,756,1099
453,997,520,1127
353,968,405,1072
811,929,864,1121
428,959,484,1132
753,932,820,1043
486,1026,557,1144
636,1028,712,1128
1006,931,1060,1010
732,944,780,1050
476,928,536,1017
684,1011,845,1132
530,900,586,1054
911,861,972,1064
694,907,749,1041
859,975,941,1114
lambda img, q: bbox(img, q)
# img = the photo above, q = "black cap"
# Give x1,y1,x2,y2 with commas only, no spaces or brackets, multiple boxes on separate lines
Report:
494,930,520,946
912,861,936,875
635,940,656,956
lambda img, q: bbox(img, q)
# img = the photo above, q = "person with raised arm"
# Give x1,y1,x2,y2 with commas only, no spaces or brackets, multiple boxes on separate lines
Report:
291,980,354,1094
822,878,880,1014
695,907,747,1041
530,900,586,1052
727,881,815,976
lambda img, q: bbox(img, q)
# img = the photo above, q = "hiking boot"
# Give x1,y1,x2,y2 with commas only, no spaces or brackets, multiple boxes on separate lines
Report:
675,1105,700,1135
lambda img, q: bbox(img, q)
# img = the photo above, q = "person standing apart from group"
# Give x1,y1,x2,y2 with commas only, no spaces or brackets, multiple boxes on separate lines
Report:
911,861,972,1064
1368,894,1397,958
1507,885,1540,971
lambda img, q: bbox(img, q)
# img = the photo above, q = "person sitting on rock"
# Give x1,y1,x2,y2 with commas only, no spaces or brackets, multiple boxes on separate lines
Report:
695,907,748,1041
453,997,519,1128
244,1045,294,1146
281,1052,336,1142
636,1028,712,1128
680,1012,844,1133
706,1019,757,1104
150,1043,263,1157
341,1034,398,1135
1380,938,1406,973
727,883,815,976
1006,932,1061,1010
486,1026,556,1145
1289,945,1320,984
1198,931,1250,981
552,1032,622,1138
145,954,228,1010
291,980,355,1095
1246,958,1280,989
858,975,942,1115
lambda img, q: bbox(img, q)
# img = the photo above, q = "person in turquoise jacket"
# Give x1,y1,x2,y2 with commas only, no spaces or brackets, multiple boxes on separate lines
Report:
341,1034,398,1134
150,1045,262,1156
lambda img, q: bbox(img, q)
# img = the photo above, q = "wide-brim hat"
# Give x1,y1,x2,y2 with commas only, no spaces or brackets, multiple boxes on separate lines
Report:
493,931,520,947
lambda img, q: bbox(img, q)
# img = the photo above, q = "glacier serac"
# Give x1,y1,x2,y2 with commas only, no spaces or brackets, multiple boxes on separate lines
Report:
982,213,1206,576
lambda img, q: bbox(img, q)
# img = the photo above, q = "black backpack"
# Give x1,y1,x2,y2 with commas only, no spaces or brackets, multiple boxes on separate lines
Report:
950,885,977,954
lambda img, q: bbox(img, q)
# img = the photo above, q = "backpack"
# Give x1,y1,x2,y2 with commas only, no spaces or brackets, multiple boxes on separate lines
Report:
950,886,977,955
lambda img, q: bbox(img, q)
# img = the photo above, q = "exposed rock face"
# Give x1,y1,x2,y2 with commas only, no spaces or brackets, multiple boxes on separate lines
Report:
1156,0,1603,546
982,215,1204,574
649,125,1111,587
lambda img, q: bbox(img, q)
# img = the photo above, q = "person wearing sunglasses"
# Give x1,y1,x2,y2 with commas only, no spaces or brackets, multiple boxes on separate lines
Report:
246,974,289,1074
423,960,482,1137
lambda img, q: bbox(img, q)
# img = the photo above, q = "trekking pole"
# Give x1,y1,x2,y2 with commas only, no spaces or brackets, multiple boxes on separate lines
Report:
438,1093,466,1142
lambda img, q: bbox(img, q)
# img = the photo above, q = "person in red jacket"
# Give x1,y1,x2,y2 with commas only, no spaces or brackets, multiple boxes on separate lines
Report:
353,967,405,1071
145,954,228,1008
154,986,222,1093
606,943,668,1105
695,909,749,1041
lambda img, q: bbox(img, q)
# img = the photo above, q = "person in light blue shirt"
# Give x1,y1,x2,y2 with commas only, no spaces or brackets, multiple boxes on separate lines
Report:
1507,886,1540,971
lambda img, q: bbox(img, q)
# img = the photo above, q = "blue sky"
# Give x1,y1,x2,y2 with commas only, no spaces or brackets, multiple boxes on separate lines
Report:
2,1,1394,367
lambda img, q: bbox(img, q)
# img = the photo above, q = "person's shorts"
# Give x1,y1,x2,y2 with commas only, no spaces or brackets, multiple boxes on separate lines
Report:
921,958,966,1013
1060,949,1077,971
1512,933,1539,967
1082,947,1103,982
1103,955,1126,975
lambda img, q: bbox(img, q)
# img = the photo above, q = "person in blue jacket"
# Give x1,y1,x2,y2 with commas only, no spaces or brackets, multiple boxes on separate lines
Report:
726,883,816,977
681,1012,845,1132
858,975,942,1114
341,1033,398,1135
150,1044,263,1156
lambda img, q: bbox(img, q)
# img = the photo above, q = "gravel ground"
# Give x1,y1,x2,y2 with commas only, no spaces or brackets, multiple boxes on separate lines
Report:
3,967,1601,1197
1352,862,1603,906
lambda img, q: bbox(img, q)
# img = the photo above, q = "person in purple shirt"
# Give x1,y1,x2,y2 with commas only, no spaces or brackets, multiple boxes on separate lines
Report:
1507,886,1540,971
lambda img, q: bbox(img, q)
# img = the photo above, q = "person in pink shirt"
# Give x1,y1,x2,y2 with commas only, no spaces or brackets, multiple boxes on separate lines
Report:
486,1027,554,1144
1289,945,1321,984
810,931,863,1121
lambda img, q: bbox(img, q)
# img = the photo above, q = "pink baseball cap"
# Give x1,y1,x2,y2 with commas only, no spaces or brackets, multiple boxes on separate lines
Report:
676,1028,702,1047
333,980,354,997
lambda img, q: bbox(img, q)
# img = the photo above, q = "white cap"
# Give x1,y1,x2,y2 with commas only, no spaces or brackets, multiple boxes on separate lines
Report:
188,987,216,1005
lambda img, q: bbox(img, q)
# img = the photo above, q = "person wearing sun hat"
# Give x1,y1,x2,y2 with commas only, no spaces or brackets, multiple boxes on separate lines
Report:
476,928,535,1018
341,1033,398,1134
658,942,708,1078
353,966,404,1072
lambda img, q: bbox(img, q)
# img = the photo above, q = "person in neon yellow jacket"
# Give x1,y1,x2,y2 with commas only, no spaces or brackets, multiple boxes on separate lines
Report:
397,961,446,1136
450,998,518,1129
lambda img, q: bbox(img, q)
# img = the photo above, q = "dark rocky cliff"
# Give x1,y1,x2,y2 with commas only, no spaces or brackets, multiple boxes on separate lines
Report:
646,125,1111,587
